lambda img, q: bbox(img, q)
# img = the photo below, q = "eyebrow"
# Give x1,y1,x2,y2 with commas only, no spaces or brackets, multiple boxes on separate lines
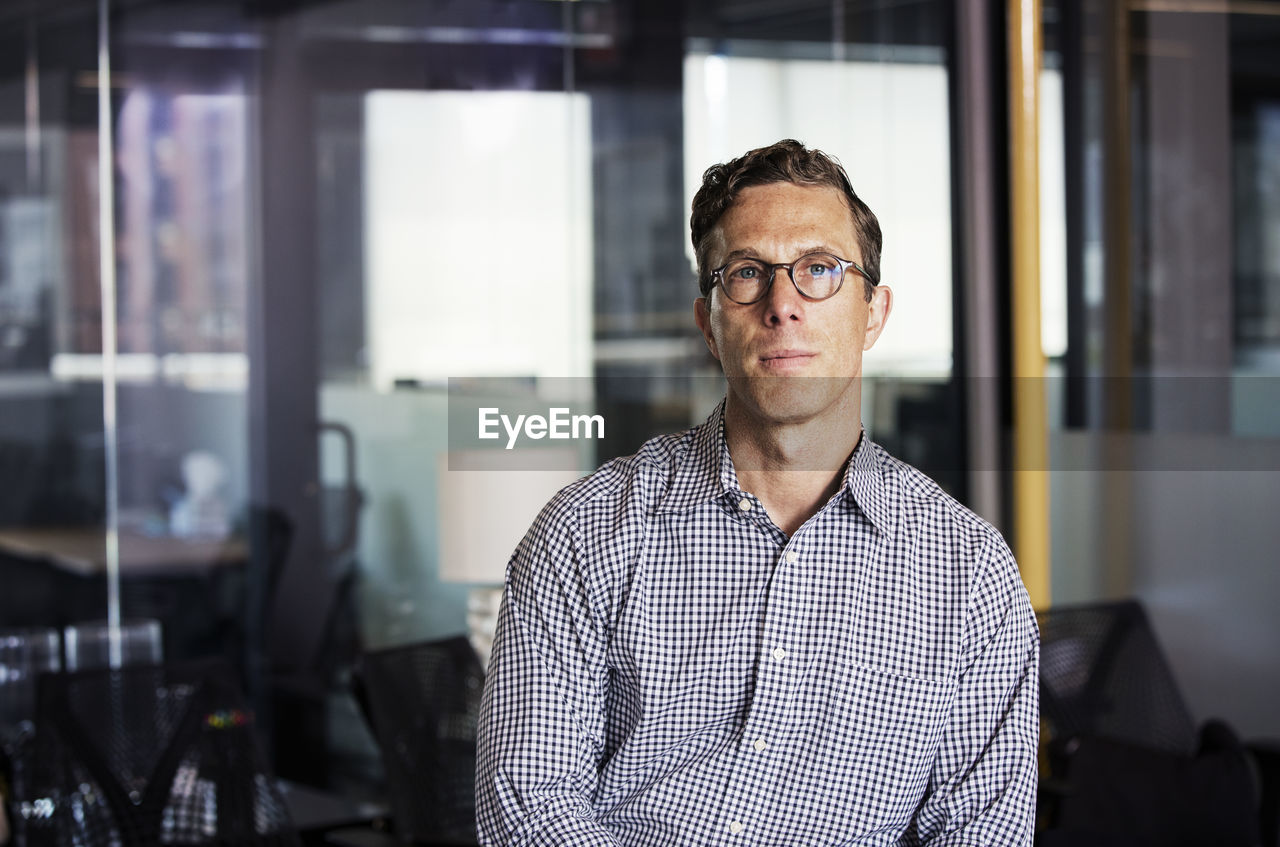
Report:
721,245,844,263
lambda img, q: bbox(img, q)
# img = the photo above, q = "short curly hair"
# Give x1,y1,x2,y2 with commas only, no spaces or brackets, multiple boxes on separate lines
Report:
690,139,882,302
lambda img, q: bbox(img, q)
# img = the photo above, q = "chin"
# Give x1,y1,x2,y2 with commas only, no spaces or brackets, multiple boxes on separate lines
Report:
731,375,858,427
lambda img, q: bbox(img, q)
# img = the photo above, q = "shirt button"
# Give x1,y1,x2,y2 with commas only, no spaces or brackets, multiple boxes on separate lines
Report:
729,821,744,834
784,549,799,564
753,737,767,752
772,647,786,661
737,497,752,512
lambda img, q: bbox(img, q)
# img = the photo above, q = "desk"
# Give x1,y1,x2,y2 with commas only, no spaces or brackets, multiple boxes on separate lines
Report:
0,526,246,577
0,526,250,660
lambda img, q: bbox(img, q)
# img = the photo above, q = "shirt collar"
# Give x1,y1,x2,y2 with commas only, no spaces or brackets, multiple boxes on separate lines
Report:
657,400,895,537
841,435,896,537
655,400,736,514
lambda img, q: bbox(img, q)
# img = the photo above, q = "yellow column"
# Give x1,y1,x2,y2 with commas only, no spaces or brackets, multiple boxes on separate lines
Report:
1009,0,1051,609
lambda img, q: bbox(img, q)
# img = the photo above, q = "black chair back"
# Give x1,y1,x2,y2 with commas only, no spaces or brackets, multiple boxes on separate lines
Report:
1037,600,1260,846
1037,599,1197,755
12,658,299,846
353,636,483,845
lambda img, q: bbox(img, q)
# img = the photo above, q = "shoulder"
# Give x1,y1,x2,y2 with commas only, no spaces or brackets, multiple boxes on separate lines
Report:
839,439,1034,680
866,442,1031,646
868,441,1010,556
513,425,698,599
537,425,695,526
875,447,1034,675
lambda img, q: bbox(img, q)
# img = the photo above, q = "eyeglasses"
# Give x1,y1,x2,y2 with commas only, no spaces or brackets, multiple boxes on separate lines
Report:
709,251,876,305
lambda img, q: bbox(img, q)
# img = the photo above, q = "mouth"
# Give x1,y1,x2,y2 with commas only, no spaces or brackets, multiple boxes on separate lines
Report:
758,350,816,371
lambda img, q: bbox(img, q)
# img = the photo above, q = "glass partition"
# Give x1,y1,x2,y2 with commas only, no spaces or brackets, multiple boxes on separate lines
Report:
0,0,968,816
1046,0,1280,739
0,7,111,664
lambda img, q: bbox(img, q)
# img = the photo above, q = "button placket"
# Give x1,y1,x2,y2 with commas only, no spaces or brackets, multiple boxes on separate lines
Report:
715,521,801,846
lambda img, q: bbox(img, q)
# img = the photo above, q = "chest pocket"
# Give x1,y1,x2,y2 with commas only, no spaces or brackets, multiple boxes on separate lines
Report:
791,659,955,837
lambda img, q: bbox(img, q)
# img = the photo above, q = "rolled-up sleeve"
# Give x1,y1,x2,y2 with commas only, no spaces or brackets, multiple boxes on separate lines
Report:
476,496,621,847
908,536,1041,846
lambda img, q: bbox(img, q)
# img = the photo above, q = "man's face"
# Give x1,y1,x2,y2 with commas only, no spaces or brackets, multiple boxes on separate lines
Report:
694,181,892,430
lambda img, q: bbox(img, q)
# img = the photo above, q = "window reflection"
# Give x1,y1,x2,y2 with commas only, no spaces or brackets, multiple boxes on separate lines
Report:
363,90,592,388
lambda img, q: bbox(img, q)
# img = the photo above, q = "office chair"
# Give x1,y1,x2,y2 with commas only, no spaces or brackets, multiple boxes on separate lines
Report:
352,636,483,845
11,658,299,846
1038,599,1198,756
1036,600,1261,846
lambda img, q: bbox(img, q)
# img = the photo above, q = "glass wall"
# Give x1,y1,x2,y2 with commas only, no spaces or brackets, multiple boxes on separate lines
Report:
7,0,1279,834
1045,0,1280,739
0,6,109,631
0,0,968,825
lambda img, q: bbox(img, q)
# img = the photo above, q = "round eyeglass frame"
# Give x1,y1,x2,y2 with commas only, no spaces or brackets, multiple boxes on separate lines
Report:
709,252,878,305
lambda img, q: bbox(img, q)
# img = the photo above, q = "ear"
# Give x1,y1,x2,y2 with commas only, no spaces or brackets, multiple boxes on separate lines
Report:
862,285,892,351
693,296,721,361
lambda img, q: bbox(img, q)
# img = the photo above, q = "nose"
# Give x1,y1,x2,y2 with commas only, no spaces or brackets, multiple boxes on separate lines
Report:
761,267,804,324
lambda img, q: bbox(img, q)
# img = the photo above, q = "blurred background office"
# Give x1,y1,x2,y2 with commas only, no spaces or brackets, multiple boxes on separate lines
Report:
0,0,1278,842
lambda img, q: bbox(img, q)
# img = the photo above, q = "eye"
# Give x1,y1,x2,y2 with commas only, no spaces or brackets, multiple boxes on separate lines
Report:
804,256,840,276
729,263,761,281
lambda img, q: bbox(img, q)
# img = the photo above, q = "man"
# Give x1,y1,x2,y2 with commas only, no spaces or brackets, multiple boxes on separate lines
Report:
476,139,1039,845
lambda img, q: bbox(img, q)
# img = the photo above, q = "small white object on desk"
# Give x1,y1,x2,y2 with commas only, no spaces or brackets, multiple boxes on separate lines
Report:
169,450,231,539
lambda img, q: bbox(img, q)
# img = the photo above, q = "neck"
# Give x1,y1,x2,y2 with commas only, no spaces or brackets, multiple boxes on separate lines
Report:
723,393,862,536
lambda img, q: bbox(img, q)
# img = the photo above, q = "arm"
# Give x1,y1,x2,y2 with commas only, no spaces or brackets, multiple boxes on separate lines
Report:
476,498,621,847
909,537,1040,846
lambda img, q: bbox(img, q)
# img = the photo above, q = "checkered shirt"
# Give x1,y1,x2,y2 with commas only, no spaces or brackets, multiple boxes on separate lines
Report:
477,401,1039,846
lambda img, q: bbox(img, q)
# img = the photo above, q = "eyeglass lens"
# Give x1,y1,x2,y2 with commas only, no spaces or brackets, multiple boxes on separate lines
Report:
720,252,844,303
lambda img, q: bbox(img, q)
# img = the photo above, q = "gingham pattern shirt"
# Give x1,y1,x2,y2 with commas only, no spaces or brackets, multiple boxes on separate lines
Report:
477,402,1039,846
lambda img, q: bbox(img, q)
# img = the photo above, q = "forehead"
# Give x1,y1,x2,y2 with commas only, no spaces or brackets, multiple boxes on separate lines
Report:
712,182,858,260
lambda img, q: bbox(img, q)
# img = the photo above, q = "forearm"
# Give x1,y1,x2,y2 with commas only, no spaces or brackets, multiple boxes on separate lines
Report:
475,778,621,847
476,651,621,847
913,545,1040,844
476,517,617,847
